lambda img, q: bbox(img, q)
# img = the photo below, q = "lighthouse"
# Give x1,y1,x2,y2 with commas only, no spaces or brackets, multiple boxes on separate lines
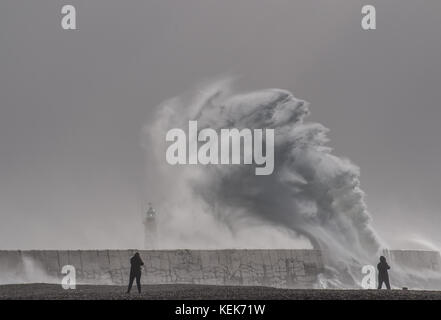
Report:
144,203,157,249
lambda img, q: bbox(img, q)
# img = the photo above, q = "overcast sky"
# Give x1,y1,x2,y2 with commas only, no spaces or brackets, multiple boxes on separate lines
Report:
0,0,440,249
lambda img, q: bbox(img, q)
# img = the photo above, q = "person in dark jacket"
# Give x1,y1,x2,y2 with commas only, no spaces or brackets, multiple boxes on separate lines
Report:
377,255,391,290
127,252,144,294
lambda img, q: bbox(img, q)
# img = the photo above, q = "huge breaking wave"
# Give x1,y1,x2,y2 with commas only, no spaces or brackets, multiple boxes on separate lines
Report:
144,78,441,289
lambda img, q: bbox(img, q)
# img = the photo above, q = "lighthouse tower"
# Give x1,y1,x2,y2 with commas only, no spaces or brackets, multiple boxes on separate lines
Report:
144,203,157,249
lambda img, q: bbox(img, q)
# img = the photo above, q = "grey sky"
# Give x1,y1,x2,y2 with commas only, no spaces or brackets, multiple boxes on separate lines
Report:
0,0,440,249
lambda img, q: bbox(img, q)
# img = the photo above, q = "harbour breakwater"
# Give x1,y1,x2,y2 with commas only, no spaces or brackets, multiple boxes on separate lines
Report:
1,249,440,288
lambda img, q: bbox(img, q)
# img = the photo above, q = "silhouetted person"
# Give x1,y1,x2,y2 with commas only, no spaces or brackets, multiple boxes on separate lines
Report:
127,252,144,294
377,255,391,290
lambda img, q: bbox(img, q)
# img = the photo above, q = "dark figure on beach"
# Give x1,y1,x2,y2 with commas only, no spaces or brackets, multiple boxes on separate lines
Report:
377,256,391,290
127,252,144,293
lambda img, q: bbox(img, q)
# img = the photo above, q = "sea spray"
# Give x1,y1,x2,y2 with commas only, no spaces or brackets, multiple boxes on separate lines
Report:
144,78,441,288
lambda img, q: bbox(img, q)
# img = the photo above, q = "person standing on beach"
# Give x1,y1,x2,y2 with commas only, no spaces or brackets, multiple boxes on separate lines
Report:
127,252,144,294
377,256,391,290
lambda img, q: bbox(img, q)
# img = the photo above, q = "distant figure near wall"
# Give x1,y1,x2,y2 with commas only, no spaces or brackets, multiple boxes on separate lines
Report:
127,252,144,294
377,256,391,290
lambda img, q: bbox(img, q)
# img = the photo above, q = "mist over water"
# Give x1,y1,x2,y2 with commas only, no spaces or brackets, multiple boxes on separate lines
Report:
144,78,394,286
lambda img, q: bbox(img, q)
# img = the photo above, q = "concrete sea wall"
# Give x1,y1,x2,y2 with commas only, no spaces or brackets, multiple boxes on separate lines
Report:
386,250,441,272
0,249,323,288
1,249,440,288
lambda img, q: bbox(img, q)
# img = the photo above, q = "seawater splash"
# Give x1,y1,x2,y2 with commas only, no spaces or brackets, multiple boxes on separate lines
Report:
144,78,440,288
0,256,57,285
